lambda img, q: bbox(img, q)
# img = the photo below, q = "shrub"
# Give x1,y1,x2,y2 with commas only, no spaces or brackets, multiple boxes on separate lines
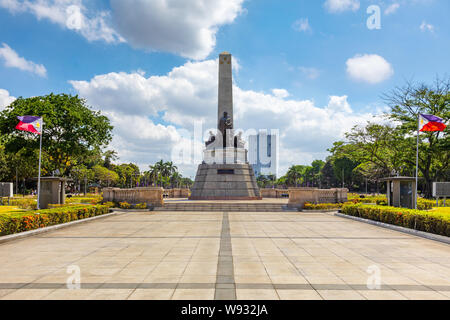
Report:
417,198,436,210
1,198,37,209
119,202,131,209
348,193,387,203
135,203,148,209
0,205,110,237
373,198,440,209
347,194,387,204
304,202,344,210
0,206,24,214
103,202,116,208
341,203,450,237
66,197,102,205
47,204,83,209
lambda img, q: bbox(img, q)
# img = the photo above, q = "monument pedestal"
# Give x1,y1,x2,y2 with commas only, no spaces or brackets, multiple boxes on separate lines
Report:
190,163,261,200
37,177,70,209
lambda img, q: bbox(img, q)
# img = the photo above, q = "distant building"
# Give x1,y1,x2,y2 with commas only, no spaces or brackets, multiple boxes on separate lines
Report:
248,131,278,178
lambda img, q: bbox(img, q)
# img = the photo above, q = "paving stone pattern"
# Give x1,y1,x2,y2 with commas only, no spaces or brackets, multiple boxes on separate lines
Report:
0,209,449,300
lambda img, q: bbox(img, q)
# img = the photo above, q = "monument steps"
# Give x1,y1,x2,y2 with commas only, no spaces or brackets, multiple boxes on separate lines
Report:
156,202,294,212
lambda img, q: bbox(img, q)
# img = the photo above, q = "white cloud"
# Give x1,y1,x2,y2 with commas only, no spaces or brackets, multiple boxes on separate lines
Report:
292,18,311,33
0,43,47,77
420,21,434,33
0,0,124,43
299,67,320,80
385,3,400,15
271,89,290,99
326,95,352,114
0,88,16,109
324,0,360,13
0,0,244,59
71,58,382,176
346,54,394,84
110,0,245,59
70,59,219,127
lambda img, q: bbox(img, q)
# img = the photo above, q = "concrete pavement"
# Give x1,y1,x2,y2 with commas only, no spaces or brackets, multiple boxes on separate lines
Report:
0,209,449,300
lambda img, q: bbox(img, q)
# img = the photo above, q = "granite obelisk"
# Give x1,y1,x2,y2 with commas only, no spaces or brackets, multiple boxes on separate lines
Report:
190,52,261,200
218,52,233,131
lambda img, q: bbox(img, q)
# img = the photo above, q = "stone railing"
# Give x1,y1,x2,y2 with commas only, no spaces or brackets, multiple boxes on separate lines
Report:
103,187,164,207
260,188,289,198
163,188,191,198
288,188,348,209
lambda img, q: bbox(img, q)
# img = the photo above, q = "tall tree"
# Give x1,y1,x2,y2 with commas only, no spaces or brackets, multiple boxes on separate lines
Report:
321,160,338,188
383,78,450,197
93,165,119,187
0,94,113,177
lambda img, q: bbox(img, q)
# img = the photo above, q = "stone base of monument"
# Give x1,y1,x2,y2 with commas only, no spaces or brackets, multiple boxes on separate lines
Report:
190,163,262,200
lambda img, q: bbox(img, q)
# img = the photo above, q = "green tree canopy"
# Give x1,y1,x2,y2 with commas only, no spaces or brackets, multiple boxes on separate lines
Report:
383,78,450,196
0,94,113,177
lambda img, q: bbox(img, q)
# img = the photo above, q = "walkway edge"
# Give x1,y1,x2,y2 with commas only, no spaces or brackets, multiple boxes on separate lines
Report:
0,210,128,245
335,213,450,245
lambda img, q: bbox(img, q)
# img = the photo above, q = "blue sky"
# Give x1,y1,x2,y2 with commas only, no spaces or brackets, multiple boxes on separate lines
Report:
0,0,448,177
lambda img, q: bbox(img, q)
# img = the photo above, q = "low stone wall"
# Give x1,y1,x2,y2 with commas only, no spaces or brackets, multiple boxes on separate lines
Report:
288,188,348,209
164,188,191,198
103,187,164,207
261,189,289,198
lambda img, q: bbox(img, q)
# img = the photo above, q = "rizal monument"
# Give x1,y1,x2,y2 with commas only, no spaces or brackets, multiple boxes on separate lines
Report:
190,52,261,200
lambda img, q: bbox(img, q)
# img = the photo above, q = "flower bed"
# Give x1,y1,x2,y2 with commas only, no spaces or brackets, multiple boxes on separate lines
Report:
0,206,25,214
66,196,103,205
348,194,387,204
0,198,37,209
118,202,147,210
304,202,345,210
374,198,443,209
341,203,450,237
0,205,110,237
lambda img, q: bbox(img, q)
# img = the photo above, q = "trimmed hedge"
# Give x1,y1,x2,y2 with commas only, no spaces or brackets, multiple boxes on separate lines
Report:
341,203,450,237
0,198,37,209
66,197,102,205
348,194,387,204
375,198,443,210
0,205,110,237
116,202,148,210
304,202,344,210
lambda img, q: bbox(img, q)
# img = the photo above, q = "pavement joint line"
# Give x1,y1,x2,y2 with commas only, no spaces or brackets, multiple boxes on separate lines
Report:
1,283,449,291
36,236,412,240
215,212,236,300
335,213,450,245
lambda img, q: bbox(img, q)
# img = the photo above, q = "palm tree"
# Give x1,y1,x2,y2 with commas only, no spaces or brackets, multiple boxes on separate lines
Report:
287,166,303,187
149,160,179,187
170,172,182,188
164,162,178,179
149,161,163,187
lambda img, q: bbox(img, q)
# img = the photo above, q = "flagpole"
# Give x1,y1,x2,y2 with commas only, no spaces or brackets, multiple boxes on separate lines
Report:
415,114,420,210
36,120,43,212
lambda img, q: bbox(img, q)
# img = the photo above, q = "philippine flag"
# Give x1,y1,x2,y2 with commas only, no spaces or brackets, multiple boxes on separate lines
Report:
15,116,43,135
419,114,447,132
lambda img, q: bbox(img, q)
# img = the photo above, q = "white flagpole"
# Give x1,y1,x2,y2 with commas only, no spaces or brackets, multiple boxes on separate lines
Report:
415,114,420,210
36,119,43,212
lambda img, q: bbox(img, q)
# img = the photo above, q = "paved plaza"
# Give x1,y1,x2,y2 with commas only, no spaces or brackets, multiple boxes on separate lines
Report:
0,208,449,300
